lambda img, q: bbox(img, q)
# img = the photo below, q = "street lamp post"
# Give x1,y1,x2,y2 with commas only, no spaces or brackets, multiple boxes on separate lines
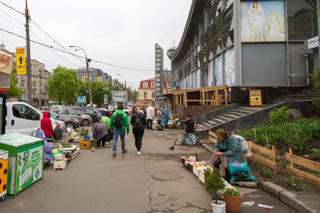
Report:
117,74,126,87
69,46,93,108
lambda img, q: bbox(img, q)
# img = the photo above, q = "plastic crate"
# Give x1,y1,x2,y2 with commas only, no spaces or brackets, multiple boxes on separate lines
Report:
80,140,91,149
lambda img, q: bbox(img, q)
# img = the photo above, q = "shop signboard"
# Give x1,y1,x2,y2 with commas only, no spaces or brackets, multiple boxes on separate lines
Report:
241,1,286,42
112,91,127,103
249,90,262,106
0,50,13,75
308,36,319,50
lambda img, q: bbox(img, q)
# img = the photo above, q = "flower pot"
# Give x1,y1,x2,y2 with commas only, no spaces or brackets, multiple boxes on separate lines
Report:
223,193,241,213
211,200,226,213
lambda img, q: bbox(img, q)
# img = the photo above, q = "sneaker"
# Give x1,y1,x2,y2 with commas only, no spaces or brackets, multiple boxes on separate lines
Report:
122,149,128,154
113,153,116,157
165,129,169,131
137,151,141,156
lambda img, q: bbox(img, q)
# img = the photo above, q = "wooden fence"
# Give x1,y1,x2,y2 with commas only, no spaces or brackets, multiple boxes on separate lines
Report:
209,131,277,171
286,148,320,187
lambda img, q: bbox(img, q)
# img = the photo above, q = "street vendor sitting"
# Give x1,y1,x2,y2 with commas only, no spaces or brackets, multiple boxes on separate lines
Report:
209,128,243,182
185,114,195,133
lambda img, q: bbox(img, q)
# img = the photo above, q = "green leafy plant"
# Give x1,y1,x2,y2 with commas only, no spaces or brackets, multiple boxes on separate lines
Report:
77,127,89,140
204,168,226,204
311,148,320,159
289,176,304,190
224,188,240,196
280,160,290,168
262,167,273,178
268,106,289,125
252,160,260,170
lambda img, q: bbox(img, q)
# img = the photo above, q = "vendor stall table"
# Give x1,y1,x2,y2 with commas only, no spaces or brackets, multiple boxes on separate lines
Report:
0,149,8,200
0,133,44,198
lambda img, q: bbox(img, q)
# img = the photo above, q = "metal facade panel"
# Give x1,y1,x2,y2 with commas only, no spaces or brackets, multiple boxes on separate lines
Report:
242,43,287,86
288,42,307,85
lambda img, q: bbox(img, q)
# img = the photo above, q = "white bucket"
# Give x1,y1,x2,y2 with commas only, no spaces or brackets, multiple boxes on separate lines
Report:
211,200,226,213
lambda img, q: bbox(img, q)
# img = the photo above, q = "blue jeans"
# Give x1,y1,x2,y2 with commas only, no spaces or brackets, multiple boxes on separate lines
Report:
113,129,126,153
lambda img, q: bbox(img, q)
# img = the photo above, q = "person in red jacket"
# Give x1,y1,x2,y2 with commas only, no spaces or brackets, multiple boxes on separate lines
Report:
41,111,54,138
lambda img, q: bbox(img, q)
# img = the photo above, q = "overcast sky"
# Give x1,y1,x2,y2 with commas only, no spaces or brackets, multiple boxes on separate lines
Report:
0,0,192,89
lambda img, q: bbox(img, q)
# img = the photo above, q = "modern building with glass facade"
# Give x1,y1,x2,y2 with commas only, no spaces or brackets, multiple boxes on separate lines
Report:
167,0,318,103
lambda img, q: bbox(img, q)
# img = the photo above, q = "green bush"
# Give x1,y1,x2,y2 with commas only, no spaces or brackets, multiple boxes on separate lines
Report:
252,160,260,170
311,148,320,159
289,176,304,190
224,188,240,196
268,106,289,125
262,167,273,178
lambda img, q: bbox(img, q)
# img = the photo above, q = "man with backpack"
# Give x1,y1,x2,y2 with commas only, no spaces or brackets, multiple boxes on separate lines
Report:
130,107,147,156
110,104,130,157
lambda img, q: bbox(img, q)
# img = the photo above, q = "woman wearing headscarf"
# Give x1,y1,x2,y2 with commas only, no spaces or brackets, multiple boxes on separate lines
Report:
161,107,169,130
93,115,108,148
209,128,243,182
130,107,146,156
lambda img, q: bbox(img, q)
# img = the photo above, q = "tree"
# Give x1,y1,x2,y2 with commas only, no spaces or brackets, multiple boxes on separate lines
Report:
91,81,112,107
47,66,80,105
310,68,320,117
7,68,23,99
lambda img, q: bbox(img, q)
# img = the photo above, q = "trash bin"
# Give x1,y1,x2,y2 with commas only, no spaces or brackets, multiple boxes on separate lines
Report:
0,149,8,200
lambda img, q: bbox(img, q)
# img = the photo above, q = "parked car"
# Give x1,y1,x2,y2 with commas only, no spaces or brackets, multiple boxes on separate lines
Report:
6,102,63,140
41,111,80,131
123,107,131,115
70,107,101,122
51,108,93,126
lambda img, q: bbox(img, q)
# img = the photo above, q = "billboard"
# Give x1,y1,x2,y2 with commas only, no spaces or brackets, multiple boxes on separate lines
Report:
112,91,127,103
77,96,86,103
241,1,285,42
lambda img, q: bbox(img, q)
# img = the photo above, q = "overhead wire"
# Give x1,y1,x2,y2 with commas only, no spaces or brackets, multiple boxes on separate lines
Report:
0,1,154,72
0,28,154,72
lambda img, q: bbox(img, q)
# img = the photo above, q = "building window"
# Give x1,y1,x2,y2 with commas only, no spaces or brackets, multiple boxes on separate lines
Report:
151,82,155,88
143,82,148,88
152,92,155,98
144,92,147,98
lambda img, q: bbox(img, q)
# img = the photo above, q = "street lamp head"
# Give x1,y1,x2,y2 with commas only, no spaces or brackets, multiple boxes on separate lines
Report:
69,45,75,48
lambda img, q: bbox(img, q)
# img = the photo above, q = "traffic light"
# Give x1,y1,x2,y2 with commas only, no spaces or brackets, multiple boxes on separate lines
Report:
101,89,104,94
80,90,82,95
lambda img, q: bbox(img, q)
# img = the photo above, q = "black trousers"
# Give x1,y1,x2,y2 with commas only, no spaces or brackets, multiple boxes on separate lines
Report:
106,129,113,142
133,129,145,151
147,119,153,129
97,135,107,147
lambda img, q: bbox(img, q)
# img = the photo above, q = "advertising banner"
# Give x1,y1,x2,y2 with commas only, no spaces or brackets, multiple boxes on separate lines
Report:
0,73,10,91
0,50,13,75
77,96,86,103
241,1,285,42
112,91,127,103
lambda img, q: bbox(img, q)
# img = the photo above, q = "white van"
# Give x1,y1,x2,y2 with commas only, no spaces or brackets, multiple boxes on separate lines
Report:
6,102,62,139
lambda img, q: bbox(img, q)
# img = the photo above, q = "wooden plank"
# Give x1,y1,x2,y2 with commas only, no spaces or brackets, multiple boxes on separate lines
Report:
209,137,217,144
286,166,320,187
249,143,276,158
250,153,277,170
209,131,217,138
286,153,320,173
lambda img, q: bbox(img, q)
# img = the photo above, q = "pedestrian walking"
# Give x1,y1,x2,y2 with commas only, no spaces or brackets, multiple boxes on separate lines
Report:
110,104,130,157
93,115,108,148
146,104,155,130
40,111,54,139
161,107,169,130
130,107,147,156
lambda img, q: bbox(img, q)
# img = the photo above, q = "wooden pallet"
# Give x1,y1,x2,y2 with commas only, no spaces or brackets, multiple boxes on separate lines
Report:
70,147,81,159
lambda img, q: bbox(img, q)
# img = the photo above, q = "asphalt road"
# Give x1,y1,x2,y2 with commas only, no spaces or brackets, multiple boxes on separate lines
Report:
0,125,298,213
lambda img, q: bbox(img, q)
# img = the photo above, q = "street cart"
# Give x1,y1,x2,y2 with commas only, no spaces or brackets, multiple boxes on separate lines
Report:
0,133,44,197
0,149,8,200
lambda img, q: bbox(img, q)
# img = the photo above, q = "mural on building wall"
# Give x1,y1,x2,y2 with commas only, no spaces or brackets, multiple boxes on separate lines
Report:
192,72,196,89
215,55,223,86
224,48,235,86
197,69,201,88
241,1,285,42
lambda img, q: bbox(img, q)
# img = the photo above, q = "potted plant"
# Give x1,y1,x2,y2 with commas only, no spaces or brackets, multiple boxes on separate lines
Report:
204,168,226,212
223,188,241,213
77,127,89,141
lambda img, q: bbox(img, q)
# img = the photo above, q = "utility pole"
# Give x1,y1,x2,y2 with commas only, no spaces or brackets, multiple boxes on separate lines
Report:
25,0,32,105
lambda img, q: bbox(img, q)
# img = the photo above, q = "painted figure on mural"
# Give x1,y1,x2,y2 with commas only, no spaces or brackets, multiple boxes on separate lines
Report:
241,1,268,41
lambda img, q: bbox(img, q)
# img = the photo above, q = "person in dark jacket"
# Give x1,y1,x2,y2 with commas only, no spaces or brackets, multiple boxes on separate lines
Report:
93,115,108,148
130,107,147,156
185,114,195,133
209,128,243,182
41,111,54,138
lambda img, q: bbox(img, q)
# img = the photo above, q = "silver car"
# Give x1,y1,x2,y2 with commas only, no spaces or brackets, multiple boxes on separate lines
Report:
52,108,93,126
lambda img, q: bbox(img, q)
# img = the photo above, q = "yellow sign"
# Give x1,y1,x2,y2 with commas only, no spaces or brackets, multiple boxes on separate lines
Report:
16,47,26,75
249,90,262,106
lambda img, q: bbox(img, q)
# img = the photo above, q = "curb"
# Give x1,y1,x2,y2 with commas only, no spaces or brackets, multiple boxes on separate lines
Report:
199,142,317,213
